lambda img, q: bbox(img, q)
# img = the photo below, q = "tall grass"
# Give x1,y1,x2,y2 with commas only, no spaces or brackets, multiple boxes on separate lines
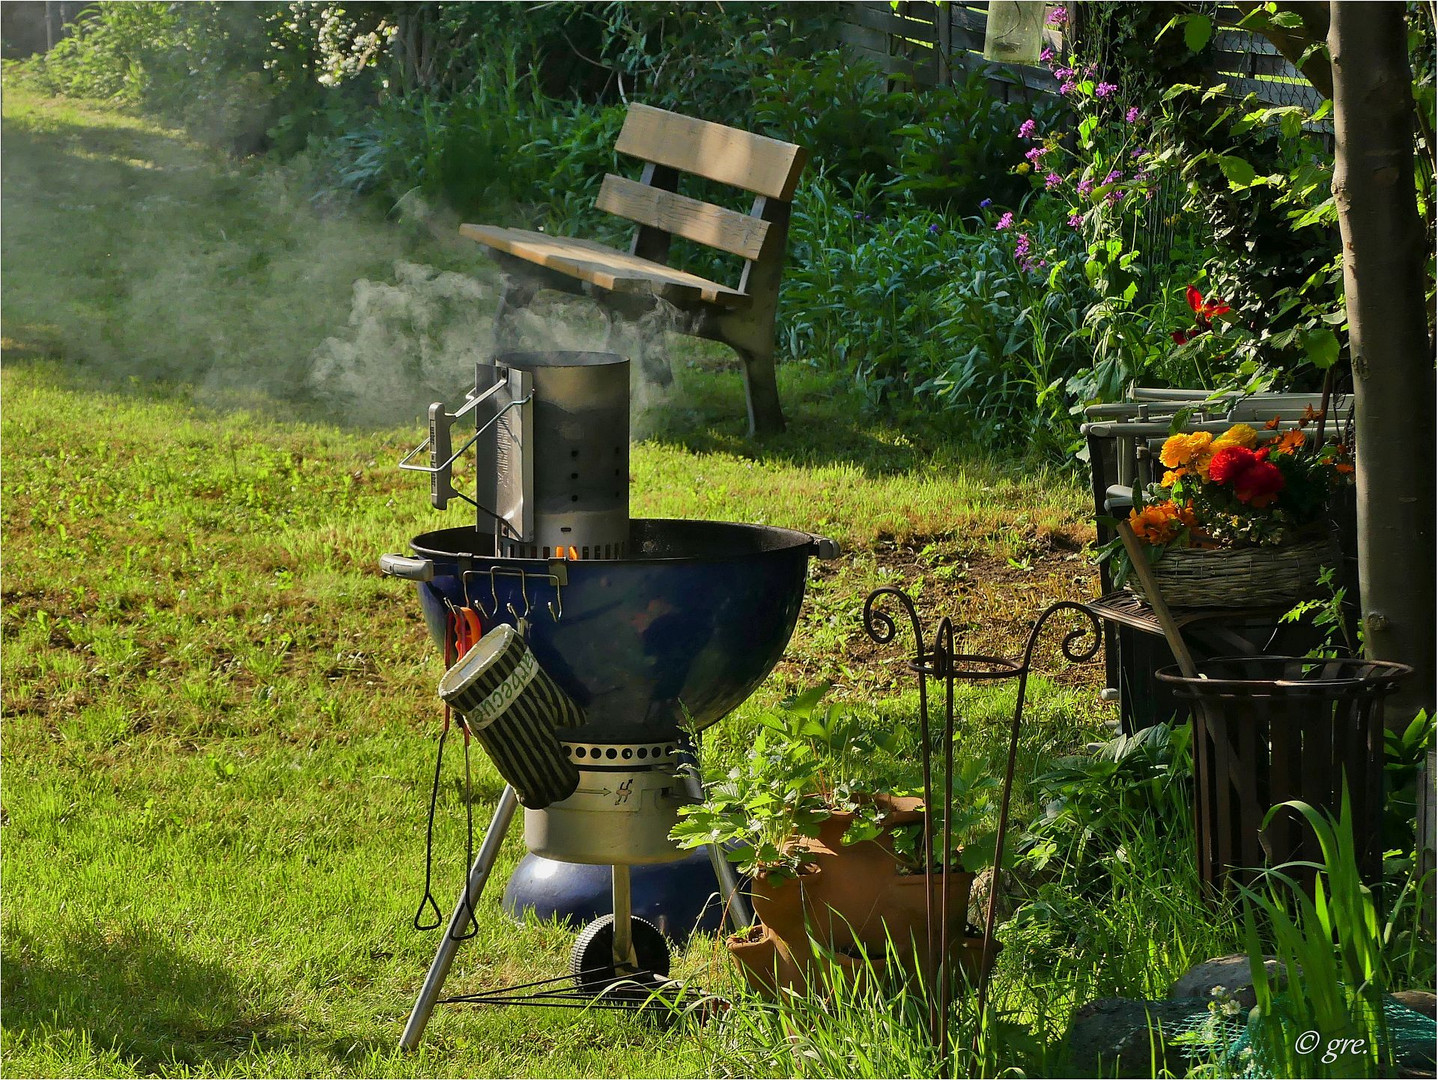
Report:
1238,794,1435,1078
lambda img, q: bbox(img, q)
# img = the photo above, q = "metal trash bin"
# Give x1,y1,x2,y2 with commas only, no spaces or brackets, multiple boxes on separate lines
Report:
1157,656,1411,896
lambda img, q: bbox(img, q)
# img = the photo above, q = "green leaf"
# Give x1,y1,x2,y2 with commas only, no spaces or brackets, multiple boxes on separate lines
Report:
782,681,831,716
1303,328,1341,369
1162,82,1202,103
1184,14,1212,53
1217,155,1257,187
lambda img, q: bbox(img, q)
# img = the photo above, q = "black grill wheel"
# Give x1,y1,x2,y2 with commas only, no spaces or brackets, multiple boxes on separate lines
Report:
570,913,670,993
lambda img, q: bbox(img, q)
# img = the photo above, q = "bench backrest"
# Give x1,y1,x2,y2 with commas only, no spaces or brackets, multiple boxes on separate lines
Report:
594,104,808,282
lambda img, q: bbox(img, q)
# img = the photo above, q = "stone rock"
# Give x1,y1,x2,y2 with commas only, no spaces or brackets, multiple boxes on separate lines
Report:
1065,996,1213,1078
1169,954,1285,1012
1391,989,1437,1020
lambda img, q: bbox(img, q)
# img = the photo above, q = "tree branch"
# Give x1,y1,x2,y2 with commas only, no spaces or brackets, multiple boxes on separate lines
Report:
1233,1,1334,99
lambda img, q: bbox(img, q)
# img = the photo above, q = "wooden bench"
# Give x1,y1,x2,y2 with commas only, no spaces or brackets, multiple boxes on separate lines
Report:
459,103,808,436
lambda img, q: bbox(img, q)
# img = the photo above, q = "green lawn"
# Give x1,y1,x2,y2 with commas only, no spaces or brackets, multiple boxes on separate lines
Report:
2,84,1120,1078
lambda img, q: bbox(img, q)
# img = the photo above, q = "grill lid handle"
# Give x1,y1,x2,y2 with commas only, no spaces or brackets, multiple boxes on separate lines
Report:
380,554,435,582
807,535,841,561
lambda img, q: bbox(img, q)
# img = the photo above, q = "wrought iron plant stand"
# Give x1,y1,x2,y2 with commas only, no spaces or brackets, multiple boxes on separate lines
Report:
862,588,1100,1072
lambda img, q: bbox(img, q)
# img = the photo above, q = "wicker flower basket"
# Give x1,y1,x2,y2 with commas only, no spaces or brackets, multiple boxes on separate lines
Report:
1128,530,1341,609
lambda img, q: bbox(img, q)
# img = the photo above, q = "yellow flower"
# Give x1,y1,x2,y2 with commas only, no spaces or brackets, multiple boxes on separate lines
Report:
1016,162,1031,175
1213,423,1259,451
1160,431,1214,469
1162,468,1187,487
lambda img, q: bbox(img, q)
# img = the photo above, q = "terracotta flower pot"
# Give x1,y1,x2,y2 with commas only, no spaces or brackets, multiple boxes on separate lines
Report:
877,868,976,957
747,863,822,947
813,809,855,852
955,934,1003,987
805,836,899,952
725,923,803,997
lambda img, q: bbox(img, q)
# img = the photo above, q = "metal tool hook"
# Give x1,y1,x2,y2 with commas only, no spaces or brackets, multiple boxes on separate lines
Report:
459,569,494,621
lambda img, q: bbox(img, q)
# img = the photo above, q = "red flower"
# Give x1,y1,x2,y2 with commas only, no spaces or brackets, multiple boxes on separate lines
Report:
1233,459,1285,507
1186,286,1230,320
1208,445,1285,507
1207,445,1257,484
1171,329,1194,345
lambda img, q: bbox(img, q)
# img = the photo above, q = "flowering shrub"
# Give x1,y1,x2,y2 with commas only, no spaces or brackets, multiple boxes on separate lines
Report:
1104,413,1353,581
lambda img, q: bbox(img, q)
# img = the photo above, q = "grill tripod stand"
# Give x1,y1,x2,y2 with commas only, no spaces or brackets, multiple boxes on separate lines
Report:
399,769,750,1050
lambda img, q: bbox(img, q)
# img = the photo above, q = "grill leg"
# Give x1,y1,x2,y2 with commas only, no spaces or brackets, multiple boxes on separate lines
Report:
679,763,753,931
399,784,519,1052
611,864,635,973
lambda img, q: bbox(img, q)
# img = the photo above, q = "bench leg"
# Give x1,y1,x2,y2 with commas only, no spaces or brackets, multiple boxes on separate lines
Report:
493,277,540,355
707,308,784,437
733,339,785,437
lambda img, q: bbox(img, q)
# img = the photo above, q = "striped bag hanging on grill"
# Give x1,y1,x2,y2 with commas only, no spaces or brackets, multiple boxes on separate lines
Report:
437,623,585,809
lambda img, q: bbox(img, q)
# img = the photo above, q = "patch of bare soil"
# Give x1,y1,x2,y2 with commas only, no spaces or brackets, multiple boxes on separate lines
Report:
778,528,1109,700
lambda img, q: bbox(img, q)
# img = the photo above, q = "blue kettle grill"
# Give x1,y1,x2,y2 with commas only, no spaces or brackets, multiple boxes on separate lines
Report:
381,352,835,1042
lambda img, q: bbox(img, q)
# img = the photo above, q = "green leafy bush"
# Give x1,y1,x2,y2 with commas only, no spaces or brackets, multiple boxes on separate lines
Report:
779,172,1088,456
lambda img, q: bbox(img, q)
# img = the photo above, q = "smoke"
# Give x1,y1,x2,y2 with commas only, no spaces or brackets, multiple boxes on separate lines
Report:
306,260,493,428
382,275,697,440
7,102,695,436
7,122,501,429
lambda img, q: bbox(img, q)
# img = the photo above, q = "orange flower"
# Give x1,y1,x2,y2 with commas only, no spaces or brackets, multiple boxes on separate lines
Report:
1272,429,1306,455
1264,415,1282,430
1334,462,1354,474
1160,431,1214,470
1162,467,1187,487
1129,501,1188,544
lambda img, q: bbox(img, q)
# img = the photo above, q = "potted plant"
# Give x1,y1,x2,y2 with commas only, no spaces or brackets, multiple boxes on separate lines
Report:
669,713,831,946
1100,416,1354,608
672,686,1003,994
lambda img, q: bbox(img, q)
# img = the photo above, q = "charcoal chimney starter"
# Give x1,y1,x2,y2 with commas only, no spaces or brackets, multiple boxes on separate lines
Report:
481,351,630,560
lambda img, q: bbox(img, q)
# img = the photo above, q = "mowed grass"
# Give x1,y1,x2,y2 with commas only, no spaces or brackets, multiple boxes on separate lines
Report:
2,83,1109,1077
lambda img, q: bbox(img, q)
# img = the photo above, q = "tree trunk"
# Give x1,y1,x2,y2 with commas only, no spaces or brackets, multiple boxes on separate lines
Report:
1329,4,1436,731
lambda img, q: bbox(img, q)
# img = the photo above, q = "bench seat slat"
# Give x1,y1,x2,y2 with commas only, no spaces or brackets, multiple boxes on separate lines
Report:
459,224,750,307
597,174,770,261
615,103,807,201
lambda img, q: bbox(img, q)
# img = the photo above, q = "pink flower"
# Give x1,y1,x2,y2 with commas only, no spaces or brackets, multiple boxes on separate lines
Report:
1077,177,1094,197
1044,171,1063,190
1040,46,1055,62
1059,80,1077,95
1015,232,1042,272
1018,119,1037,140
1025,146,1048,164
1053,67,1074,81
1095,82,1118,99
1047,5,1068,26
1067,212,1085,229
1125,106,1140,124
995,211,1015,230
